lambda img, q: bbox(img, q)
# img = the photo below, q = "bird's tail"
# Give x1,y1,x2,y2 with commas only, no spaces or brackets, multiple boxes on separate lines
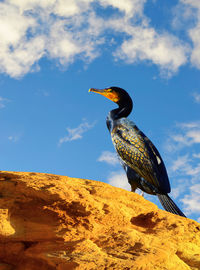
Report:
157,194,186,217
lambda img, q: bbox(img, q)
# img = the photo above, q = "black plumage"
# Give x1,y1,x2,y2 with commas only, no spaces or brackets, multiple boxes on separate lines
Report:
89,86,186,217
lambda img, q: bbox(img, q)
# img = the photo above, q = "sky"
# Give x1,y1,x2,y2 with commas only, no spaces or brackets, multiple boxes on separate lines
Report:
0,0,199,222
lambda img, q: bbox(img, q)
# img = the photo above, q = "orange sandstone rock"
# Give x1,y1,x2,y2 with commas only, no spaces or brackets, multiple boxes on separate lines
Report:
0,171,199,270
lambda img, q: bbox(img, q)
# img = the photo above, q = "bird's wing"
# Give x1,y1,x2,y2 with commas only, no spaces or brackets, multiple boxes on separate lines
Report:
111,119,170,193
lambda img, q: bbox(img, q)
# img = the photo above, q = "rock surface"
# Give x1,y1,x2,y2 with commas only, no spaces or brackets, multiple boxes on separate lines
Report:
0,171,200,270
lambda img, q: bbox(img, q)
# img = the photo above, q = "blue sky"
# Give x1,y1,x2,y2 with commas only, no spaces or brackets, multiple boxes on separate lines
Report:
0,0,199,221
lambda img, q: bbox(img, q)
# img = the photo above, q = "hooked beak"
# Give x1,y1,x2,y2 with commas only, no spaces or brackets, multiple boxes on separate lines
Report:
88,88,105,93
89,87,120,103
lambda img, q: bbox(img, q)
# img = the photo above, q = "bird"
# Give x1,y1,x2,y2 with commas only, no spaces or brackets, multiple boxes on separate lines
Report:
89,86,186,217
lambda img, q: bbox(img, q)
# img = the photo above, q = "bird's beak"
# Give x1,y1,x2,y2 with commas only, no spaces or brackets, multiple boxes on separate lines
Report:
89,88,119,103
88,88,105,93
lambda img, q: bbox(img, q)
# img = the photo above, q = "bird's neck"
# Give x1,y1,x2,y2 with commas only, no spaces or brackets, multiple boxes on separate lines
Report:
111,101,133,119
106,102,133,131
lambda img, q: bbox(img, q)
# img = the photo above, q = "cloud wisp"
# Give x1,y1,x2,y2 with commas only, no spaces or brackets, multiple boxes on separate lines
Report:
8,135,20,143
166,121,200,151
0,96,10,108
59,119,95,145
165,121,200,217
98,151,119,166
181,0,200,69
170,154,200,180
97,149,130,190
0,0,199,78
181,184,200,213
107,170,130,191
192,92,200,103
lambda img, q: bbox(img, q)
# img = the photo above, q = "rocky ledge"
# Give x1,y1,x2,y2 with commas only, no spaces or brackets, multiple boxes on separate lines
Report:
0,171,200,270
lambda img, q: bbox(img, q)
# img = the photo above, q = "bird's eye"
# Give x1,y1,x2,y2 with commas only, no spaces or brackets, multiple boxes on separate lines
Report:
106,88,112,92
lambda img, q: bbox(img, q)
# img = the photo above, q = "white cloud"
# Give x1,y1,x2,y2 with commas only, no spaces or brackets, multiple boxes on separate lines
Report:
189,23,200,69
98,151,119,165
193,92,200,103
179,0,200,68
179,122,200,129
114,25,188,76
165,121,200,218
107,170,130,191
0,0,103,78
8,135,20,142
0,0,198,78
54,0,90,17
0,96,9,108
59,119,95,145
166,121,200,151
193,153,200,158
186,130,200,143
181,184,200,213
98,0,146,17
170,155,190,172
0,2,45,77
171,181,188,199
167,122,200,180
170,154,200,180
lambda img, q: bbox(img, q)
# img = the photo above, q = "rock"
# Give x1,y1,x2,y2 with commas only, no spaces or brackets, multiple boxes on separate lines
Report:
0,171,199,270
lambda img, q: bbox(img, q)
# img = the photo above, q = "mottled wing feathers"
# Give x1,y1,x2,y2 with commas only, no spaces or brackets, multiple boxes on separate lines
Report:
142,132,170,192
111,118,170,193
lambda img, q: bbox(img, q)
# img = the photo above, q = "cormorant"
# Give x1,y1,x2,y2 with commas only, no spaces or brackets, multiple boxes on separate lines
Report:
89,86,186,217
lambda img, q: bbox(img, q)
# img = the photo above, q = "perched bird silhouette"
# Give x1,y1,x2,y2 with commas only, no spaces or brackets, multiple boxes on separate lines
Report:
89,86,186,217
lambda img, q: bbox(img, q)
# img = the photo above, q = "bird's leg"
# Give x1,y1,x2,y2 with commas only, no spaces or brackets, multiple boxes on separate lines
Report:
130,183,137,192
140,191,144,197
135,188,144,197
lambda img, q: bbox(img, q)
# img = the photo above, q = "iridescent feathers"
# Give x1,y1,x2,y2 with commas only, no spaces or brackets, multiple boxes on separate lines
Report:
111,118,170,194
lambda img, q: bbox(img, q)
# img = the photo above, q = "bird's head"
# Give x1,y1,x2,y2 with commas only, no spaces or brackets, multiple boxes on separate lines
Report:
89,86,132,107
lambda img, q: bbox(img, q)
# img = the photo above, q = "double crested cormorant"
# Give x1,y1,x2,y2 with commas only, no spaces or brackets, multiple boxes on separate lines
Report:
89,86,186,217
